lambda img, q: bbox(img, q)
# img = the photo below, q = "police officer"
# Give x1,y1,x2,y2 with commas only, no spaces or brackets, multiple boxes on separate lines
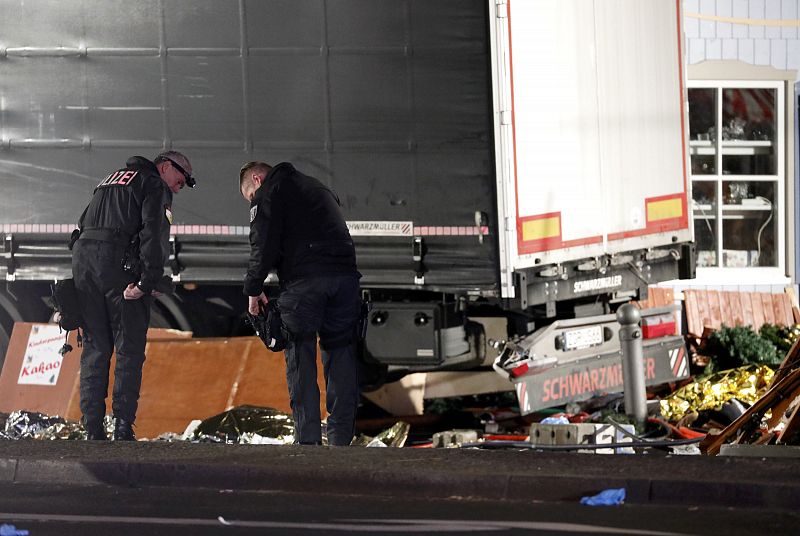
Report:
73,151,195,440
240,161,361,446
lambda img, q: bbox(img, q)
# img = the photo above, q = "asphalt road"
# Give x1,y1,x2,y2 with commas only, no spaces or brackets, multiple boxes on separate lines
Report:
4,440,800,514
1,481,798,536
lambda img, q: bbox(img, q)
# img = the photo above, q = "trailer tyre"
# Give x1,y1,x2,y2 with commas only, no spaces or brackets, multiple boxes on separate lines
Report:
357,341,388,392
0,287,40,375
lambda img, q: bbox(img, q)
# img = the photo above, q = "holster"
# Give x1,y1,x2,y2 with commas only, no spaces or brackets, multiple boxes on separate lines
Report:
68,228,81,251
357,298,372,341
122,235,141,275
51,279,84,331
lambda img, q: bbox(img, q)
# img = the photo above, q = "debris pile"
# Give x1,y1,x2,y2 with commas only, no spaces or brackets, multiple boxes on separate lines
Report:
417,303,800,454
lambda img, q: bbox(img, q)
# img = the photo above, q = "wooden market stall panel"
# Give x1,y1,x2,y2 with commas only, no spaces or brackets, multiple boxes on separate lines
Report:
62,337,325,439
1,323,324,440
684,289,795,336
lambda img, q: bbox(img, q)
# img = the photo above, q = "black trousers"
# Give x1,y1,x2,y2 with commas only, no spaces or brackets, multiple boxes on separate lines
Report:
72,239,151,424
277,275,361,446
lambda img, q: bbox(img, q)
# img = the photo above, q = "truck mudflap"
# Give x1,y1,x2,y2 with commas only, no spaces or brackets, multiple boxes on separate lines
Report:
492,307,690,415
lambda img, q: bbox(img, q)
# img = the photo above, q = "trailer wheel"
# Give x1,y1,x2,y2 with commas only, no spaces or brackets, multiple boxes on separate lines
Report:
0,290,25,375
151,295,193,332
0,315,12,375
357,342,389,392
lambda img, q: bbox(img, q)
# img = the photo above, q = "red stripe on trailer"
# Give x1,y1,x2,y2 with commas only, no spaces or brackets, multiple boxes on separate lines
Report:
671,347,685,377
608,193,688,241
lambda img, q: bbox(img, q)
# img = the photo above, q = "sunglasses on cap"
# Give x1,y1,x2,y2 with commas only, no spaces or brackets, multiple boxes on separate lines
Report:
164,157,196,188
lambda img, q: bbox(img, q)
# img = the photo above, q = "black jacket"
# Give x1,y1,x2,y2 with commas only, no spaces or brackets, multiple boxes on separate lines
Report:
77,156,172,294
244,162,357,296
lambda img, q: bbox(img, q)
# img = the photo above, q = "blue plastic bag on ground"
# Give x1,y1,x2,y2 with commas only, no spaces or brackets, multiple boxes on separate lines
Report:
540,415,570,425
580,488,626,506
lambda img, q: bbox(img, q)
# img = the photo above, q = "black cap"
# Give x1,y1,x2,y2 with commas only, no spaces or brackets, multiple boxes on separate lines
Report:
155,151,196,188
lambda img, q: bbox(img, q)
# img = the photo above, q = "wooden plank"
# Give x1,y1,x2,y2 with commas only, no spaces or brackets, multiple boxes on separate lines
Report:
661,287,674,306
697,290,714,331
785,285,799,309
740,292,754,328
643,287,657,308
780,294,794,326
728,291,744,327
762,293,776,325
684,290,701,336
653,287,673,307
780,296,789,324
697,290,711,332
773,338,800,387
778,400,800,444
766,382,800,437
689,290,705,336
751,292,766,331
708,290,722,329
657,288,678,324
776,294,789,325
771,295,786,326
717,291,733,326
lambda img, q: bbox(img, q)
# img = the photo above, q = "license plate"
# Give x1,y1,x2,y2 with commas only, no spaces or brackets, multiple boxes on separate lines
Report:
562,326,603,351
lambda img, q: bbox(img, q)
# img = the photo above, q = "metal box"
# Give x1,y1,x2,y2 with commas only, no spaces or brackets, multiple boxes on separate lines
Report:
365,302,442,366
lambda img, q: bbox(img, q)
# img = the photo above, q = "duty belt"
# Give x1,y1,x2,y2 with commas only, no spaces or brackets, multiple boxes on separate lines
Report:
79,227,131,246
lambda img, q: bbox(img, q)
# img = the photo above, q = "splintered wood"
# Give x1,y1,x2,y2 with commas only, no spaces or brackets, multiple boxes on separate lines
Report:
684,290,794,336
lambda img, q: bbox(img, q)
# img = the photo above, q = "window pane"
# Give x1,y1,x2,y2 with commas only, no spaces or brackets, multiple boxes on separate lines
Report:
721,180,777,267
688,88,716,175
721,88,776,175
692,181,717,267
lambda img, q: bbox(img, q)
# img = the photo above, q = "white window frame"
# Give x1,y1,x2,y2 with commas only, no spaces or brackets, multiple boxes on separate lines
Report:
688,79,788,285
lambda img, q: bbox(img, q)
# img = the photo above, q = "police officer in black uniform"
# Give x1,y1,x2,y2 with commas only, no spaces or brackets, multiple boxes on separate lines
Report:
73,151,194,440
240,161,361,446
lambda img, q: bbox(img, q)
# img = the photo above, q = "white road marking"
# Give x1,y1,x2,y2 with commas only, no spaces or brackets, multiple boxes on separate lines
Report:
0,513,693,534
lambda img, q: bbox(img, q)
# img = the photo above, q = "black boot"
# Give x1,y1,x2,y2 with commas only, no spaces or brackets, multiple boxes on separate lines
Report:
83,418,107,441
112,418,136,441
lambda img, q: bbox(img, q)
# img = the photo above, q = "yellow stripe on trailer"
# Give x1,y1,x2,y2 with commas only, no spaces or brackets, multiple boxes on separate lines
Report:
647,197,682,222
522,215,560,241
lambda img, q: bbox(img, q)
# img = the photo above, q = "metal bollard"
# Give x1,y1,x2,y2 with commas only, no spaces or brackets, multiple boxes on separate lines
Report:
617,304,647,427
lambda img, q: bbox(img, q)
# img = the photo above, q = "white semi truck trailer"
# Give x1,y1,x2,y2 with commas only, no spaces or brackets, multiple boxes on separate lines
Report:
0,0,693,407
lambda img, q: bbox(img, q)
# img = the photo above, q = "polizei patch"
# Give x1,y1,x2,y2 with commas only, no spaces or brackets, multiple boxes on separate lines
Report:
250,206,257,223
